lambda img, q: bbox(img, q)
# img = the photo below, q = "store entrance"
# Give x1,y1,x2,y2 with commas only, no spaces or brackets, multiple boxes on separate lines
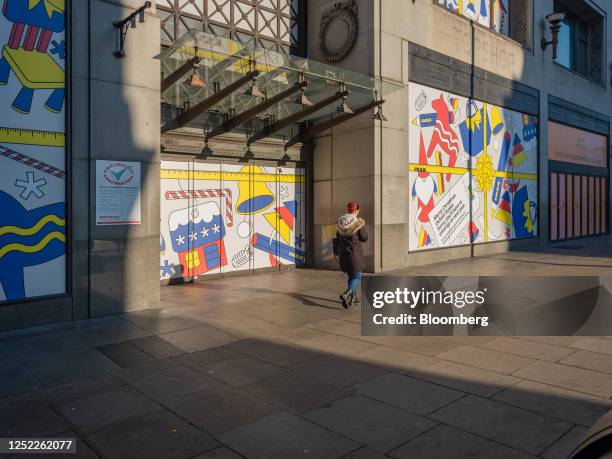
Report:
550,172,608,241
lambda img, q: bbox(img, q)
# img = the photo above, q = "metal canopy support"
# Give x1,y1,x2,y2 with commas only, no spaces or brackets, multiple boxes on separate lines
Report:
161,56,201,93
247,90,348,145
162,70,260,133
205,80,309,142
285,99,385,148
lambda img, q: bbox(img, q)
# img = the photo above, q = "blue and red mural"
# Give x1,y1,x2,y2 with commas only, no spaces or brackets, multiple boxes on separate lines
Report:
0,0,66,302
160,161,306,281
409,82,538,251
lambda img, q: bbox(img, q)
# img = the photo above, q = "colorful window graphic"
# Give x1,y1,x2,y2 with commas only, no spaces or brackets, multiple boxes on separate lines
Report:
160,161,306,281
437,0,509,36
0,0,66,302
408,82,538,251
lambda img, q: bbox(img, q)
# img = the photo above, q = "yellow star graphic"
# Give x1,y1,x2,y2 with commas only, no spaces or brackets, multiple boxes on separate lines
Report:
28,0,64,17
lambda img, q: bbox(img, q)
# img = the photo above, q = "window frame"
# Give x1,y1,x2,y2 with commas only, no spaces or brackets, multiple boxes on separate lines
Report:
552,0,606,88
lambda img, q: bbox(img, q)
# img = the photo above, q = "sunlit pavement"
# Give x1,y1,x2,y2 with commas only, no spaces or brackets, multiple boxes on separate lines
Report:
1,246,612,458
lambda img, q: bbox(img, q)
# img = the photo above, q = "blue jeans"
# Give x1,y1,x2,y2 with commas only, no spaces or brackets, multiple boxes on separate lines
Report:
347,272,362,295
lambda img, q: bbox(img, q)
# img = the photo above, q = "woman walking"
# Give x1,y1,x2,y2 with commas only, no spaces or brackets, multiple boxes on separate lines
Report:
333,201,369,308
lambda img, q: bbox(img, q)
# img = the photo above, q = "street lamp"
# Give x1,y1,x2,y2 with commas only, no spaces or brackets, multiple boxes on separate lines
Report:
541,12,566,60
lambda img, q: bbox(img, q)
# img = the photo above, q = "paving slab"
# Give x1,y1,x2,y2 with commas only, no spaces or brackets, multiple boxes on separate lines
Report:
173,346,242,370
541,425,588,459
194,447,244,459
246,305,338,329
196,309,287,338
291,355,388,388
5,318,151,359
85,411,219,459
164,385,281,435
265,326,327,344
121,364,224,401
389,424,535,459
355,346,437,373
240,371,349,414
493,379,611,427
128,335,184,359
436,345,536,375
513,360,612,398
297,334,378,358
569,337,612,355
4,318,151,359
560,349,612,374
305,318,355,333
226,338,320,367
25,349,121,387
41,374,124,406
361,336,459,356
0,398,69,437
339,313,361,323
354,372,465,415
516,336,579,347
71,435,101,459
218,412,358,459
0,363,41,398
340,447,388,459
113,357,182,378
201,356,285,387
324,321,363,338
121,309,202,334
305,395,437,453
97,341,155,367
56,386,162,434
408,360,522,397
477,337,576,362
429,395,573,455
159,325,239,353
435,336,502,346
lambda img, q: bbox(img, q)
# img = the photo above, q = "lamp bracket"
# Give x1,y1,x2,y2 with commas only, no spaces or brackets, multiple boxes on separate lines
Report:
113,1,152,58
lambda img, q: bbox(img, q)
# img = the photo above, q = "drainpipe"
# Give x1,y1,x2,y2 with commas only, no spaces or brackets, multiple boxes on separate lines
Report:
87,0,92,318
378,0,383,272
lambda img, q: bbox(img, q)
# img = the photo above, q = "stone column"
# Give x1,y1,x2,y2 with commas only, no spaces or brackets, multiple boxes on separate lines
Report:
84,0,161,316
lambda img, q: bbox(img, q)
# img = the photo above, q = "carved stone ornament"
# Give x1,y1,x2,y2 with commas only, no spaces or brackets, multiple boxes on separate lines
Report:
319,1,358,63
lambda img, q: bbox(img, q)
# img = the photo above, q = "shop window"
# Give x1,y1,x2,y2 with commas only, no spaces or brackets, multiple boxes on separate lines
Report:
436,0,532,48
553,0,604,85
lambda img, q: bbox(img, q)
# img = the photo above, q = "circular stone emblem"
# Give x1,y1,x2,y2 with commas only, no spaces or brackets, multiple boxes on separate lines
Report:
319,1,358,63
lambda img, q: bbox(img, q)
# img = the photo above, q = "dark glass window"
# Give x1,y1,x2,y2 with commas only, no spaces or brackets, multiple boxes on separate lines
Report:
553,0,604,84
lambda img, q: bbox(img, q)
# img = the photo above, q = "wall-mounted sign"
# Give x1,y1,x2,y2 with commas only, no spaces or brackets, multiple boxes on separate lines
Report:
96,160,141,225
548,122,608,168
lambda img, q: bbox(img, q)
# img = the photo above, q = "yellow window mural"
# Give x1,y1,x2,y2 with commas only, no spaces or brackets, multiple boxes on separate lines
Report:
409,82,538,251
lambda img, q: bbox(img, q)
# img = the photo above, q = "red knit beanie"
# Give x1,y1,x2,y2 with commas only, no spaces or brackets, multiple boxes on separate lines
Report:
346,201,360,213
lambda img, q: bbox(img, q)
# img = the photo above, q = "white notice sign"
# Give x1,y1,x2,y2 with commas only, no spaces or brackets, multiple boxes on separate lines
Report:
96,160,141,225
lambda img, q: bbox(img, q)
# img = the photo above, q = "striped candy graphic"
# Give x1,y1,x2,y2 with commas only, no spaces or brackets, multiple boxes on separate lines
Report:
164,188,233,227
0,145,65,179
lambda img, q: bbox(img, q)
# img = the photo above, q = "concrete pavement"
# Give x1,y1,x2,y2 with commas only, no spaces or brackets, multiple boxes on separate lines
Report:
1,249,612,458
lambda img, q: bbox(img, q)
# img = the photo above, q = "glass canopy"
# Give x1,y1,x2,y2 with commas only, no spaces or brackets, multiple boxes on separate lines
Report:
156,30,402,144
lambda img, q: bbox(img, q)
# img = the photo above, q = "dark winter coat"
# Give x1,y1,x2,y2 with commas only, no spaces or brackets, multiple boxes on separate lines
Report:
332,214,368,275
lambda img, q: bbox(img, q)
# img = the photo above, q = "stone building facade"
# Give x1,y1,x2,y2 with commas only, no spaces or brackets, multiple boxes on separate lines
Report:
0,0,609,331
